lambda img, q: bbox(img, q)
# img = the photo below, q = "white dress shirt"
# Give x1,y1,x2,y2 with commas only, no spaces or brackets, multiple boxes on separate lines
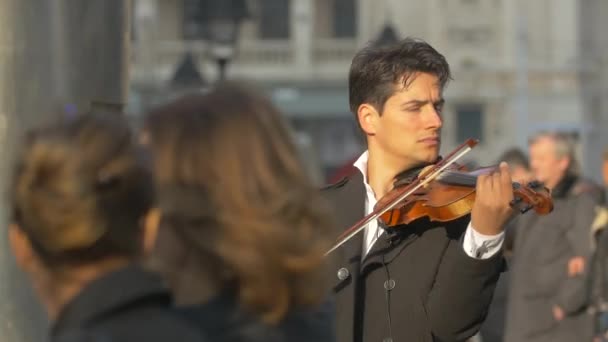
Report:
353,151,504,259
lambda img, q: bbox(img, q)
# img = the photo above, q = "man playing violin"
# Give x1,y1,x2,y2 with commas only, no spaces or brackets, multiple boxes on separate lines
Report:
323,37,515,342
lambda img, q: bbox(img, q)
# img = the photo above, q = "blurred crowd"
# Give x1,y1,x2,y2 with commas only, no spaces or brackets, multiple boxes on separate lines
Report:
473,134,608,342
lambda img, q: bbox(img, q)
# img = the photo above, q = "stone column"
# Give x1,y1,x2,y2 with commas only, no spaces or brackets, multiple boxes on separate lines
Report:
50,0,132,112
291,0,313,76
0,1,54,341
0,1,132,341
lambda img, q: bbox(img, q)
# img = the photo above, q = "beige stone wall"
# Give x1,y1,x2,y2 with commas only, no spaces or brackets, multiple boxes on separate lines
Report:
133,0,603,173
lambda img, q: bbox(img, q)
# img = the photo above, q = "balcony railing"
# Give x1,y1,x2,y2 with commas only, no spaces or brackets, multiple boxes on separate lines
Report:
236,40,295,65
131,38,358,84
312,38,358,63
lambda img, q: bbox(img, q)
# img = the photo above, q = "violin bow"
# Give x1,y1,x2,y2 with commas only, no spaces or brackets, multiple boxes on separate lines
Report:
325,138,479,256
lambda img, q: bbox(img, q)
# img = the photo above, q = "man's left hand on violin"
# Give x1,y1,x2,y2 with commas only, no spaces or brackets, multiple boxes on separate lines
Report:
470,162,515,236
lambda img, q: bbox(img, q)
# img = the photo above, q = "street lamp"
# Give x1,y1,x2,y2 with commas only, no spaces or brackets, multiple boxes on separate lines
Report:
170,0,210,94
374,23,399,47
203,0,248,81
170,50,206,90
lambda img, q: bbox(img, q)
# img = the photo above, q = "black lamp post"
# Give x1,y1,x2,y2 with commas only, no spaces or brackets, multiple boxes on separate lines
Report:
171,0,210,92
203,0,248,81
374,23,399,47
170,50,206,89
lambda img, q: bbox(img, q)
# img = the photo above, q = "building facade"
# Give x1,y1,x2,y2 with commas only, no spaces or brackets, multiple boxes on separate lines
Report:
129,0,606,183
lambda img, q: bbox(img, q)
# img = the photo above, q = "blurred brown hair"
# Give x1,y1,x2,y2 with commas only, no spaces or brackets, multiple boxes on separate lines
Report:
145,81,333,323
10,112,154,268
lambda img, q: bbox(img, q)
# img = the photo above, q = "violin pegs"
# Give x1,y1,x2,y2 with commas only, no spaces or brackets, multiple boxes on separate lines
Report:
527,181,543,189
520,204,533,214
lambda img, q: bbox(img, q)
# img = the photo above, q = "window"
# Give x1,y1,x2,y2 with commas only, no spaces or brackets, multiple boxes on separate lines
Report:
258,0,290,39
130,0,137,42
455,104,484,142
182,0,249,40
182,0,207,40
332,0,357,38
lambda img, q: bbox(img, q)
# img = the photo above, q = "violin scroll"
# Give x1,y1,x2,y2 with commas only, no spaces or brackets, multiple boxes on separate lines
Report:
510,181,553,215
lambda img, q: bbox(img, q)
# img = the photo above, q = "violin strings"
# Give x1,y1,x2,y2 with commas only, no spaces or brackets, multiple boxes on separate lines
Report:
437,171,478,187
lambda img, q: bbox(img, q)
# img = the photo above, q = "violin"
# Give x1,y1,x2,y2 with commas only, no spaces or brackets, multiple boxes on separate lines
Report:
378,163,553,226
325,138,554,256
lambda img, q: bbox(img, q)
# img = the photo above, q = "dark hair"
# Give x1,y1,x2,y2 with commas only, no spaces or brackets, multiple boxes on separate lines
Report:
144,81,333,323
349,37,451,116
498,148,529,169
10,112,154,268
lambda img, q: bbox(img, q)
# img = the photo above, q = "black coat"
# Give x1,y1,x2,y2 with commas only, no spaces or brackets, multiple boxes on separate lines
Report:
479,256,511,342
590,219,608,337
175,291,336,342
322,171,505,342
52,266,204,342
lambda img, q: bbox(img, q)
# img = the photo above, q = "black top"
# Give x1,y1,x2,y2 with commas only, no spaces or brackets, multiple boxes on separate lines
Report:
176,291,335,342
52,265,204,342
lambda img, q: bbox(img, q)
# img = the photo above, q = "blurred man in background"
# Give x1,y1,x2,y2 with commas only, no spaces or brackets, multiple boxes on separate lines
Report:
505,132,597,342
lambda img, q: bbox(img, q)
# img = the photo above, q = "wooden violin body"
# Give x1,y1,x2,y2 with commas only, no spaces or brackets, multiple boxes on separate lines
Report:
379,181,478,226
378,165,553,227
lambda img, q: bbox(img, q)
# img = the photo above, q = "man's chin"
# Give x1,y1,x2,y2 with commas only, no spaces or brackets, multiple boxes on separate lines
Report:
415,153,440,166
424,150,440,163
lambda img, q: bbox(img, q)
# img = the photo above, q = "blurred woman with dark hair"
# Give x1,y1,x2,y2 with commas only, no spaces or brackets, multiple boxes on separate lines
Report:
143,82,335,342
9,112,204,341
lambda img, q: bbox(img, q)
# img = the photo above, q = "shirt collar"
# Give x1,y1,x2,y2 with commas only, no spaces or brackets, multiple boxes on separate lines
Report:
352,150,435,193
353,151,370,186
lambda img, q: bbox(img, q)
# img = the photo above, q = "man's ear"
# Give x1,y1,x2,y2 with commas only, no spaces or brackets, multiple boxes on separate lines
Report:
142,208,161,255
357,103,380,135
8,223,36,271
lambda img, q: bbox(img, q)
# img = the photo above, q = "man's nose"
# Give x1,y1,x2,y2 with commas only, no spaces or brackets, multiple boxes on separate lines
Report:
426,108,442,129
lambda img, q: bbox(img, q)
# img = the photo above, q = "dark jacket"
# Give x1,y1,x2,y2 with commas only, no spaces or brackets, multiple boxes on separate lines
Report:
505,175,596,342
176,291,335,342
322,170,505,342
590,220,608,338
52,266,204,342
479,257,511,342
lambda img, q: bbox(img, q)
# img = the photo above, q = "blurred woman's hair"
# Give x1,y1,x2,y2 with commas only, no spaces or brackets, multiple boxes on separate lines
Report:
10,112,154,269
145,81,334,323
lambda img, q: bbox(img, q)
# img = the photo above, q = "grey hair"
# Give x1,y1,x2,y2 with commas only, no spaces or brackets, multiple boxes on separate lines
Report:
528,131,579,175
